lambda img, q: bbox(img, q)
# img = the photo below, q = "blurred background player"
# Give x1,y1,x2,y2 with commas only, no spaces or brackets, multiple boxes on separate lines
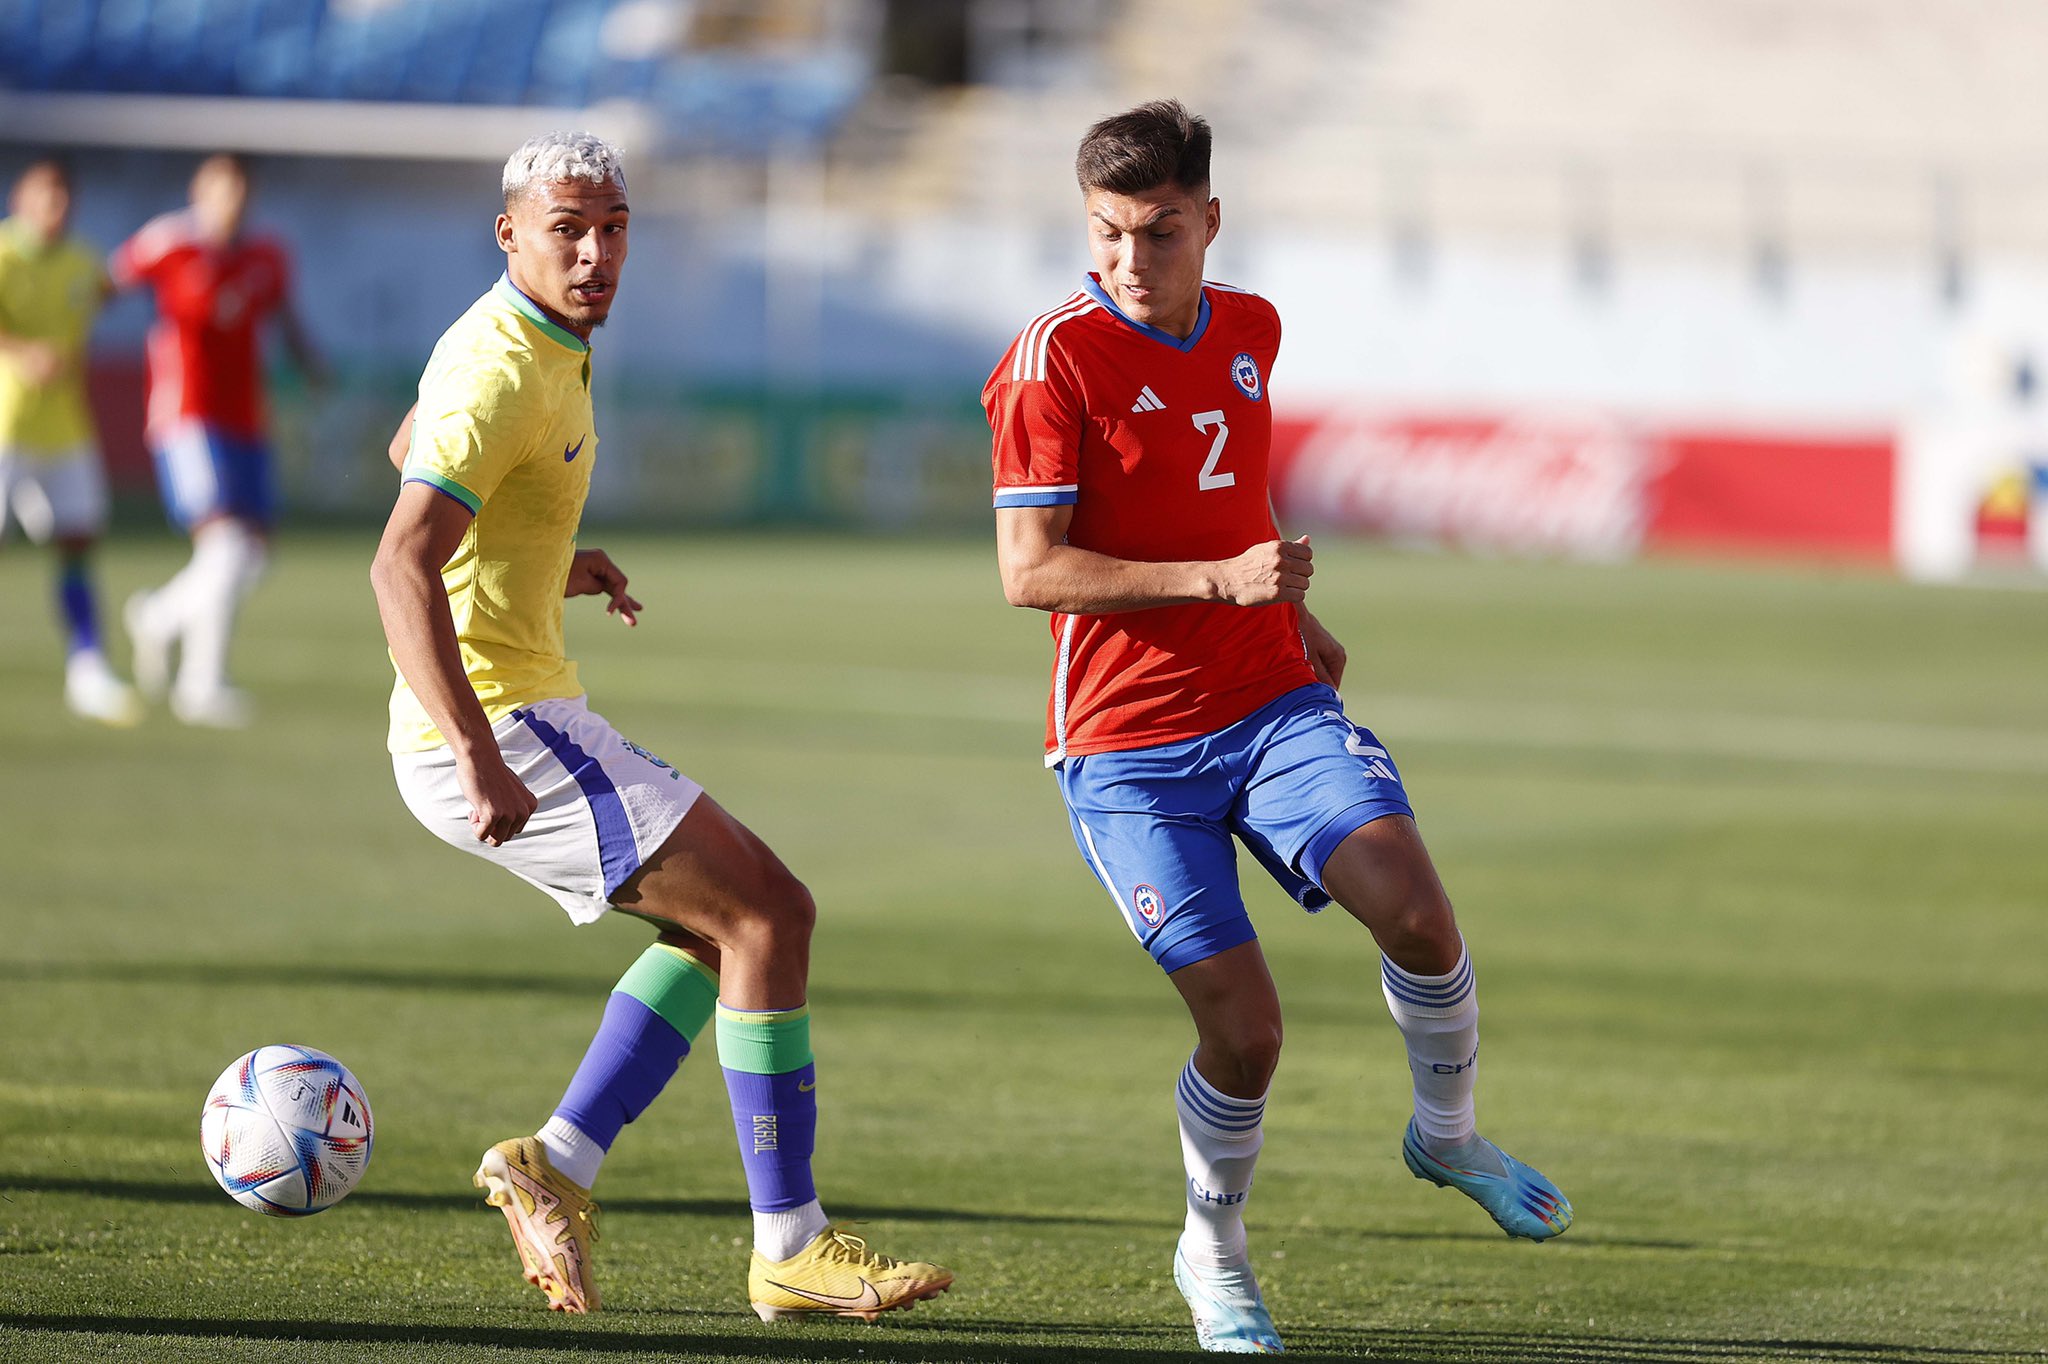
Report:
111,153,324,728
0,156,141,727
371,131,951,1321
987,101,1571,1354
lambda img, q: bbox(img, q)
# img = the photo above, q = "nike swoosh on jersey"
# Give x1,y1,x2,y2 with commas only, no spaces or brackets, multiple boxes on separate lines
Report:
564,435,585,462
765,1277,882,1311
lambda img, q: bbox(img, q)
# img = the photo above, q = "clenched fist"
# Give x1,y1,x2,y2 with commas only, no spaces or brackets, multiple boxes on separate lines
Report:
1215,535,1314,606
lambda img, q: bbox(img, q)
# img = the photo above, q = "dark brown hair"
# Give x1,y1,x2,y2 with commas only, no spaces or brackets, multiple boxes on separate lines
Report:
1075,99,1211,196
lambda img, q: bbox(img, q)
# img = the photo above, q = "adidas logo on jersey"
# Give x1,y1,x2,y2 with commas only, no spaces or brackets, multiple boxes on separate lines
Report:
1130,385,1166,414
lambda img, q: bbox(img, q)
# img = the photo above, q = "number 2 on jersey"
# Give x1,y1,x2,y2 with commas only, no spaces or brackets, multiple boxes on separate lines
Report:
1192,410,1234,491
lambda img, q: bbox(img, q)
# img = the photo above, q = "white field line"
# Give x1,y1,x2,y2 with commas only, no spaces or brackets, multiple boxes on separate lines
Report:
607,660,2048,778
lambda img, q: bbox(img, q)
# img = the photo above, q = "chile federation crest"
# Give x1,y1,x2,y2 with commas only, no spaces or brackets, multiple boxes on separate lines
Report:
1132,883,1166,928
1231,352,1263,401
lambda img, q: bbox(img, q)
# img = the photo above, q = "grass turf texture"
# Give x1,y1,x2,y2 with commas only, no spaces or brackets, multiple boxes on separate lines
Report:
1,531,2044,1364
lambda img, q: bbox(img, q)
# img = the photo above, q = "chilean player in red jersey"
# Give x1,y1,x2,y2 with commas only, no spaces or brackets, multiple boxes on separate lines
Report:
112,153,324,727
984,101,1572,1354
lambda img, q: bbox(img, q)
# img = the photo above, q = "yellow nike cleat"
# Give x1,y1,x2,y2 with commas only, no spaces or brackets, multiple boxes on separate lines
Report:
473,1136,602,1313
749,1224,954,1322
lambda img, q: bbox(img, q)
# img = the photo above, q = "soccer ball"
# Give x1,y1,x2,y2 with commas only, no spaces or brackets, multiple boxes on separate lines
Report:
200,1045,374,1217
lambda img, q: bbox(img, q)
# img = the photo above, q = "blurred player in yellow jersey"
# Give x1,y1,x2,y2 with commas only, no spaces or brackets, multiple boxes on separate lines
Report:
0,156,140,726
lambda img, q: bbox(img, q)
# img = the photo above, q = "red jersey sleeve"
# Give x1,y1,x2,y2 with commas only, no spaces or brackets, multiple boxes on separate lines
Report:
983,335,1084,509
108,213,182,290
107,232,153,291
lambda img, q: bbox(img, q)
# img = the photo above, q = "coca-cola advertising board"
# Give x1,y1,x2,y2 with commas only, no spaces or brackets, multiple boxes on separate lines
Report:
1272,408,1896,565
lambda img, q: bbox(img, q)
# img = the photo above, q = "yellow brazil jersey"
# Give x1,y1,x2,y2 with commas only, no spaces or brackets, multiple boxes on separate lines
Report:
0,217,104,456
387,275,599,753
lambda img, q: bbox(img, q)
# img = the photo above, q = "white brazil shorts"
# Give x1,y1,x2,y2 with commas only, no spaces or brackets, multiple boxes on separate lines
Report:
0,445,108,542
392,694,704,924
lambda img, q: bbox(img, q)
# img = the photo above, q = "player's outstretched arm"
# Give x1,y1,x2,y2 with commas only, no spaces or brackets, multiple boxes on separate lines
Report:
278,299,331,389
370,483,538,845
997,504,1312,615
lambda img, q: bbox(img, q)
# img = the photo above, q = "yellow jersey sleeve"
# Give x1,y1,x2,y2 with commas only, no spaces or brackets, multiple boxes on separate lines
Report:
402,349,550,515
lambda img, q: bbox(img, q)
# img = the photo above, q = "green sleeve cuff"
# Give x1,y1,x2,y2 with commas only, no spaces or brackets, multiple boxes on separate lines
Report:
402,467,482,515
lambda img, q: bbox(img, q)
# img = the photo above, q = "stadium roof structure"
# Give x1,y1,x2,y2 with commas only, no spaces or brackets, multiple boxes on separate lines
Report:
0,0,869,160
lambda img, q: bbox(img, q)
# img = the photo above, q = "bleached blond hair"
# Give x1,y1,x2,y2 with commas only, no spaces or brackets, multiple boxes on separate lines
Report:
501,131,627,206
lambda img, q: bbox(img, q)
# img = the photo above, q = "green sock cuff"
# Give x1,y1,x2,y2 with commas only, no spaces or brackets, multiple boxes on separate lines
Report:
615,944,719,1041
714,1002,813,1075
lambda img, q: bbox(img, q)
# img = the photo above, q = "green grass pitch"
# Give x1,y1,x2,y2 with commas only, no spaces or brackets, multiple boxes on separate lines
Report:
2,530,2044,1364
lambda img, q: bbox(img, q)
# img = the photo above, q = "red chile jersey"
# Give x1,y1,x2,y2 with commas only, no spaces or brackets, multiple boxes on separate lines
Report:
110,211,291,441
984,273,1316,763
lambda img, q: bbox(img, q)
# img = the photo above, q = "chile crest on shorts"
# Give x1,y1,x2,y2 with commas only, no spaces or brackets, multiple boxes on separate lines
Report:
1133,883,1166,928
1231,352,1263,401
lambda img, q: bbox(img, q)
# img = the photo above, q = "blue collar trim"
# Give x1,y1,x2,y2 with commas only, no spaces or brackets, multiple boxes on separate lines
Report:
1081,274,1210,352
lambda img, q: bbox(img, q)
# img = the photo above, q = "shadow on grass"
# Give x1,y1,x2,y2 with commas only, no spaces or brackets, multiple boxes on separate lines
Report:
3,1176,1698,1250
0,1312,2035,1364
0,958,1135,1016
0,958,603,998
0,958,1483,1029
0,1174,1172,1231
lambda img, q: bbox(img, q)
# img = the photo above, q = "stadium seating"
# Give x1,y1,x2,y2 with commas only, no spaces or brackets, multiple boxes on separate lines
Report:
848,0,2048,260
0,0,864,152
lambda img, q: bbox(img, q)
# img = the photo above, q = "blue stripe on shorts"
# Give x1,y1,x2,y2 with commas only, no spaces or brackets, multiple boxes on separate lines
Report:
514,707,640,897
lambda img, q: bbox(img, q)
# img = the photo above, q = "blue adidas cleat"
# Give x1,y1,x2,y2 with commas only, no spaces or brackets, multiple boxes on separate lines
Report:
1402,1118,1573,1241
1173,1247,1285,1354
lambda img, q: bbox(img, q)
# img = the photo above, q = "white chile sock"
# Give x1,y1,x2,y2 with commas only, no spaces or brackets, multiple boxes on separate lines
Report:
1174,1055,1266,1270
1380,940,1479,1149
175,521,266,699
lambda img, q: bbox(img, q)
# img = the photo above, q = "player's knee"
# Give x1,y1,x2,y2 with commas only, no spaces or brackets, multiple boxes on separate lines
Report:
1380,888,1461,972
743,864,815,950
774,872,816,941
1213,1017,1283,1094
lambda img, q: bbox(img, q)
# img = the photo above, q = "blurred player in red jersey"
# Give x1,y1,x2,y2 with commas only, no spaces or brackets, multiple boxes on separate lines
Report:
984,101,1571,1354
112,153,324,727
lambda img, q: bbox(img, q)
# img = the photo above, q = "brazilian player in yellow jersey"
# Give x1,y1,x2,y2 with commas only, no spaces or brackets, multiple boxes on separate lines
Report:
370,132,950,1321
0,156,140,726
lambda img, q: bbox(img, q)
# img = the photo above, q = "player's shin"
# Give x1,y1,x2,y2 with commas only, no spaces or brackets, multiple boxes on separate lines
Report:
1175,1056,1266,1268
55,552,101,657
1380,940,1478,1147
716,1002,827,1260
175,520,265,701
544,943,718,1189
